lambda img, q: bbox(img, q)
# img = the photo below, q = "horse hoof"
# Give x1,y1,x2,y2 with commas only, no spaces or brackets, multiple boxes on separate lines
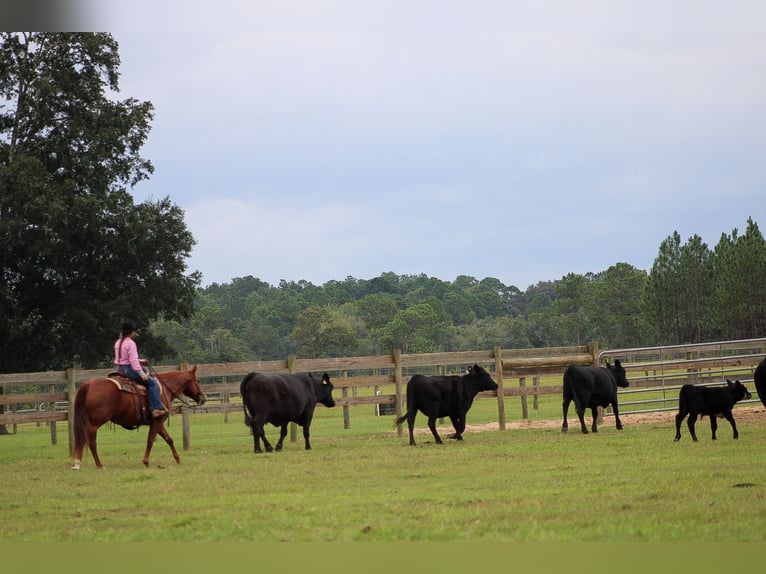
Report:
71,461,81,470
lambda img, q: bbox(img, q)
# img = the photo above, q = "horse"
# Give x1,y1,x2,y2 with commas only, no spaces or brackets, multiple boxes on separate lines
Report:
71,365,206,470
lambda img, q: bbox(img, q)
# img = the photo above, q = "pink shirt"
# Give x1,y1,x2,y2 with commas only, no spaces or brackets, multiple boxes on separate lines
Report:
114,336,144,373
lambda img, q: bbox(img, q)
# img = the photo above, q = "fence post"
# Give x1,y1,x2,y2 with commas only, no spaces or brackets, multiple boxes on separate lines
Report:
177,362,192,450
394,349,403,437
494,346,506,430
588,341,600,366
47,382,57,446
182,405,191,451
288,355,298,443
222,376,229,423
587,341,605,423
341,370,350,429
67,367,76,456
519,377,528,420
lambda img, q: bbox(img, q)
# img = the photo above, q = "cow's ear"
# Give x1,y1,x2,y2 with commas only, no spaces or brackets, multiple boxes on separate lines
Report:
322,373,330,385
614,359,621,368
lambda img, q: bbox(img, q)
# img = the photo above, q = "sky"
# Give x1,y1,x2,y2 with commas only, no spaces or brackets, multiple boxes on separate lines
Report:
71,1,766,288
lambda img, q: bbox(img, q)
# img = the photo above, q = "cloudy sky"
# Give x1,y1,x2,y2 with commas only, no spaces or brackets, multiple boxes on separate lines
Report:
88,1,765,288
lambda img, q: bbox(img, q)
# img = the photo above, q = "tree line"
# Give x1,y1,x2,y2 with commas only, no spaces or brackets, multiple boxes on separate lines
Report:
150,216,766,365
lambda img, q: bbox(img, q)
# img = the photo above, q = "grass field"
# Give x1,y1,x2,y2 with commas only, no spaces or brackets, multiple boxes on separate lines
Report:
2,396,766,543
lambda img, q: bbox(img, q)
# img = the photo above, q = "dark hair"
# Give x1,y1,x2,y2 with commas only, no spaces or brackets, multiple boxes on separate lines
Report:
120,321,136,336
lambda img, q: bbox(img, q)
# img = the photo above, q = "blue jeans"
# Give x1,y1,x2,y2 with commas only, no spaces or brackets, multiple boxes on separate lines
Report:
118,365,163,412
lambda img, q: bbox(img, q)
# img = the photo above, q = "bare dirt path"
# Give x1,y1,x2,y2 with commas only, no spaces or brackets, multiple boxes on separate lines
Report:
413,404,766,435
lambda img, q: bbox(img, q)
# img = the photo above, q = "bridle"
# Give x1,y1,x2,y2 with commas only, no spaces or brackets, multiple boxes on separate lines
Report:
147,364,202,409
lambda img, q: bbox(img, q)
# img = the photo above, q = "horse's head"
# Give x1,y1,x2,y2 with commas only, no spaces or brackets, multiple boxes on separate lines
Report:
182,365,206,405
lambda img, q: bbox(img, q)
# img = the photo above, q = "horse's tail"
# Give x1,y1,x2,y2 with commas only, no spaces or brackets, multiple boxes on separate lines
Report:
71,383,90,467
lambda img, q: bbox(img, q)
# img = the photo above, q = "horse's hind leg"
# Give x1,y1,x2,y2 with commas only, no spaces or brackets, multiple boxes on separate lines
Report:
71,438,85,470
87,426,104,469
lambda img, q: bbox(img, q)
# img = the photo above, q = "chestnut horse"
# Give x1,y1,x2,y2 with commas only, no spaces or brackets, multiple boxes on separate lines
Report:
71,365,206,470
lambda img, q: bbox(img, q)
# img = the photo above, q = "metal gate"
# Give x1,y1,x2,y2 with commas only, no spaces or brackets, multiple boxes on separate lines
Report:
598,338,765,415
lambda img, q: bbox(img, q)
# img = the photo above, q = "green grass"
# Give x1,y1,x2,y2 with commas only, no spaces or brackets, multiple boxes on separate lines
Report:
2,400,766,542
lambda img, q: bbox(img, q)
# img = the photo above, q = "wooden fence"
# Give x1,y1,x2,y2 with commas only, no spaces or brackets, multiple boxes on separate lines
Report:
4,338,762,455
0,344,600,454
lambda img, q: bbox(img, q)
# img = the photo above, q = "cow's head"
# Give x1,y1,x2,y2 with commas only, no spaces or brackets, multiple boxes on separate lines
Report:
315,372,336,408
726,379,752,401
467,364,499,392
606,359,630,388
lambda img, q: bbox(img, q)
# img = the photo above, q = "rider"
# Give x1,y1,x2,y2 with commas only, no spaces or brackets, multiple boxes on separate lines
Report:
114,321,167,419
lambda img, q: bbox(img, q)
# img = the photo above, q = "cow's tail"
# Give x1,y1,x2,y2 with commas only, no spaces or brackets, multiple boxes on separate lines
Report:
393,413,408,428
240,372,256,427
563,367,585,413
677,385,688,415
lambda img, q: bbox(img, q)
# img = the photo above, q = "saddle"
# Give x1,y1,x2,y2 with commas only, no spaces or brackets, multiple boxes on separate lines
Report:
106,372,159,427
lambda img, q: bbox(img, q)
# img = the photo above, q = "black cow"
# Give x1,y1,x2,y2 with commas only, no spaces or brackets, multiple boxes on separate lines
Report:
754,358,766,408
240,372,335,453
561,360,630,434
674,379,752,442
394,364,498,446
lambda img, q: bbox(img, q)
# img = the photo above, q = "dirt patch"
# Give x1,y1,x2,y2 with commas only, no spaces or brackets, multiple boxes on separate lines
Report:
413,405,766,435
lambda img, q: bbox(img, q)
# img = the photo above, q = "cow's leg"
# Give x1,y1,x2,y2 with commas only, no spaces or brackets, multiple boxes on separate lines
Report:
561,396,571,433
406,410,418,446
275,423,289,451
612,402,624,431
250,421,263,453
687,413,699,442
251,419,272,453
575,404,588,434
302,423,312,450
448,416,464,441
253,414,273,452
427,415,443,444
709,415,719,440
674,412,685,442
259,426,274,452
590,407,599,433
722,411,739,440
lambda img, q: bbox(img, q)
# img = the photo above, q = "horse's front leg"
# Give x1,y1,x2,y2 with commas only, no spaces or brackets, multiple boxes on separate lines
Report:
157,424,182,464
142,422,180,466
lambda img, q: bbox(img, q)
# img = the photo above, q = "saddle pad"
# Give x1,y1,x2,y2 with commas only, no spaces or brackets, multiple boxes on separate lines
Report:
106,376,164,397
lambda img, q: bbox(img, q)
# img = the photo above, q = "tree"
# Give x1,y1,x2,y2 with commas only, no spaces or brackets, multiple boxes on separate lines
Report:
711,218,766,339
589,263,648,348
291,305,357,358
0,33,199,371
353,293,399,353
551,272,592,345
381,303,440,354
643,232,684,344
